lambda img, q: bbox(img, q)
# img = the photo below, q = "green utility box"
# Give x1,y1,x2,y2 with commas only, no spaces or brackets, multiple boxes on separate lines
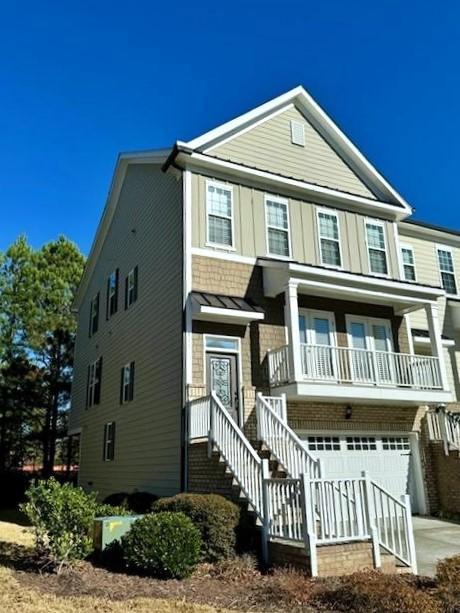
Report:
93,515,143,551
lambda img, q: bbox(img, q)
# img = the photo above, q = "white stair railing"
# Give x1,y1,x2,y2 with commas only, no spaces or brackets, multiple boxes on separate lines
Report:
438,409,460,454
256,393,322,479
208,392,264,521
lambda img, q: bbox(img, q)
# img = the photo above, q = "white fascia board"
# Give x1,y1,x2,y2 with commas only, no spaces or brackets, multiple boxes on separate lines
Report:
182,85,412,214
73,150,169,310
177,152,408,221
273,382,453,406
192,305,264,325
399,221,460,247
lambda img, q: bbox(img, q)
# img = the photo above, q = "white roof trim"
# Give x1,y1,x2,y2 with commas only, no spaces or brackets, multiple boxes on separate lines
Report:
182,86,412,214
73,149,170,309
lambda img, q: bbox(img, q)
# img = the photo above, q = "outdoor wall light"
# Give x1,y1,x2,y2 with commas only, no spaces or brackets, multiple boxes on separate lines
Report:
345,405,353,420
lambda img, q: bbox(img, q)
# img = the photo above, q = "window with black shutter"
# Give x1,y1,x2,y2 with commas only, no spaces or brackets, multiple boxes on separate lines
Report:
103,422,115,461
87,356,103,408
106,269,119,319
89,292,100,337
120,361,135,403
125,266,138,309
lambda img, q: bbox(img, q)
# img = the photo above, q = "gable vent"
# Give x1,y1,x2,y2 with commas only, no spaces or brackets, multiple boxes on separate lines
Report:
290,120,305,146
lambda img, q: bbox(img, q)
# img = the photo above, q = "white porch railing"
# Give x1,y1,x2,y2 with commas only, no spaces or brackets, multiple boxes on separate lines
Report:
427,408,460,454
268,343,443,390
256,393,321,479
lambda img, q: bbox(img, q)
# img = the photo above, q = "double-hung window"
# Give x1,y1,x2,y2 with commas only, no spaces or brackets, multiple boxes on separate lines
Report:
437,246,457,295
106,269,119,319
120,362,135,404
265,196,290,257
87,357,103,408
365,221,388,275
89,292,100,337
400,245,416,282
103,422,115,461
317,209,342,267
125,266,138,309
206,182,233,248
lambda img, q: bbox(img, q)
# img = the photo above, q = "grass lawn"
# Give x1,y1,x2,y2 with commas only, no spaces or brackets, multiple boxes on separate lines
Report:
0,517,231,613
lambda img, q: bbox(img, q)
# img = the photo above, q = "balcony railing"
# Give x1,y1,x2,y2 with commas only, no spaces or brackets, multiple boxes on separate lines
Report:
268,343,443,390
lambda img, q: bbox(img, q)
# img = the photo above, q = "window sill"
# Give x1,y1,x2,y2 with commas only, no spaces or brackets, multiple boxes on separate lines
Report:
205,242,236,252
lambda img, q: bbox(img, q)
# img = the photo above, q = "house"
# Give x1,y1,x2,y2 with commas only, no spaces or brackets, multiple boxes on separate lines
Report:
69,86,460,576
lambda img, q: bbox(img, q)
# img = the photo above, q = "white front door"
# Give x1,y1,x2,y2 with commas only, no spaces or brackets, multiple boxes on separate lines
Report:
347,316,394,384
299,310,336,380
301,433,418,513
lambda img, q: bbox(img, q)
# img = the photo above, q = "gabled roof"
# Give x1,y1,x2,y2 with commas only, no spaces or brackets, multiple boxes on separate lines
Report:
175,86,412,214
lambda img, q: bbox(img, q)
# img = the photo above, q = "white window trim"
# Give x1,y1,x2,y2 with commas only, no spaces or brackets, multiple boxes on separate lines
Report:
400,243,417,283
205,179,235,251
298,308,337,346
264,194,291,259
436,243,458,297
345,314,394,353
88,358,101,408
103,422,114,462
203,334,243,425
316,207,343,270
90,293,99,334
364,218,389,278
127,268,136,306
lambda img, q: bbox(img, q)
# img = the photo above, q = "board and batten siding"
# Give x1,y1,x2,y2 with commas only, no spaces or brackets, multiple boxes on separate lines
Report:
192,172,400,279
70,164,183,499
210,106,376,199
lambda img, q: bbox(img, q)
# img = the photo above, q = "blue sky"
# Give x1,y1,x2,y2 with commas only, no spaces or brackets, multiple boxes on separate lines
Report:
0,1,459,255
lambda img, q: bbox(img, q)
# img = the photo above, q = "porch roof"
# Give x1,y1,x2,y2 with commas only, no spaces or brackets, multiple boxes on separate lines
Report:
191,291,265,325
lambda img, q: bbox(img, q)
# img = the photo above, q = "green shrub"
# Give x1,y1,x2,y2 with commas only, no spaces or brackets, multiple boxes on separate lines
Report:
121,512,201,579
313,571,440,613
152,493,240,562
20,478,129,571
102,491,158,513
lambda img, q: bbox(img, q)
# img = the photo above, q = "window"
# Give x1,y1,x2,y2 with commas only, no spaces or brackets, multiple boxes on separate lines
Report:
125,266,138,309
205,336,239,352
382,437,411,451
437,247,457,295
86,357,103,408
401,245,416,282
103,422,115,461
89,292,100,337
290,120,305,146
206,182,233,247
307,436,340,451
106,269,119,318
346,436,377,451
265,196,290,257
365,221,388,275
317,209,342,267
120,362,135,403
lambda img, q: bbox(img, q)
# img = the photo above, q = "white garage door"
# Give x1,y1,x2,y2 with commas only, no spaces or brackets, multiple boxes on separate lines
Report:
301,434,419,513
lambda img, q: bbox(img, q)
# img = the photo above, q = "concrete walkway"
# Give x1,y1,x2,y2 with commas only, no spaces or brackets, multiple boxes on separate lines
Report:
413,516,460,576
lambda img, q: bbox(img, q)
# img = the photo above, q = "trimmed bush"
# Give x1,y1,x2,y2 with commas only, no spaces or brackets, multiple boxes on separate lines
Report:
152,493,240,562
313,571,441,613
121,512,201,579
20,478,130,570
102,491,158,513
435,554,460,610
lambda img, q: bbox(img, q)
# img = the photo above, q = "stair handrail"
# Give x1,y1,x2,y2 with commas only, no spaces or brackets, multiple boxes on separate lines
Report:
256,393,322,479
437,408,460,454
209,391,264,521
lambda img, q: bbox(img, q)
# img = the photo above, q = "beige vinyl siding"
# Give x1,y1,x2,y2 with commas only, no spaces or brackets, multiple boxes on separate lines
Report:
192,173,400,279
70,164,183,499
210,106,376,199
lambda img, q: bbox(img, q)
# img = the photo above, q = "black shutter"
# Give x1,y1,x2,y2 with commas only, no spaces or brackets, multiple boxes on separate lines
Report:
94,357,102,405
106,277,110,320
109,422,116,460
120,367,125,404
114,268,119,313
133,266,138,303
94,292,99,333
86,365,91,409
88,299,93,338
124,274,128,310
103,424,107,460
129,361,135,401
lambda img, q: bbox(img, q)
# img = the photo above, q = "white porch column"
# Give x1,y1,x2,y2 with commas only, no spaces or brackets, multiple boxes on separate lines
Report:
425,303,449,390
285,282,302,382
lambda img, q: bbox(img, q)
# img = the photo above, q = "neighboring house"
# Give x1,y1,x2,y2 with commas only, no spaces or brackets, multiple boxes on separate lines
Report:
69,86,460,575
